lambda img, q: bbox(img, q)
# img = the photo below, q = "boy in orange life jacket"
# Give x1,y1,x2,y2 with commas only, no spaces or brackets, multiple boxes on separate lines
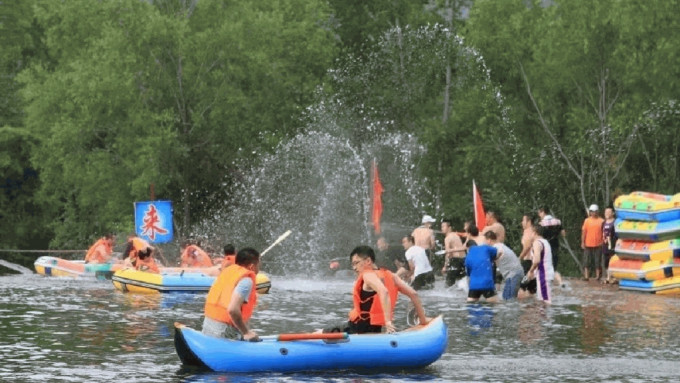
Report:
203,247,260,341
341,246,430,334
136,247,160,273
122,236,152,268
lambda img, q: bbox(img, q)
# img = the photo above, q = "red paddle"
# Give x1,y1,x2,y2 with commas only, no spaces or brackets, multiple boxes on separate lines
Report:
263,332,349,341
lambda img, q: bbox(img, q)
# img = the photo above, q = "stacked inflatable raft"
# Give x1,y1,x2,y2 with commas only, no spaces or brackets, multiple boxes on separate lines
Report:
612,192,680,294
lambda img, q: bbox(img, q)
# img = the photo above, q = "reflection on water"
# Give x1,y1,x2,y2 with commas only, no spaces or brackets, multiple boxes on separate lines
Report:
2,274,680,382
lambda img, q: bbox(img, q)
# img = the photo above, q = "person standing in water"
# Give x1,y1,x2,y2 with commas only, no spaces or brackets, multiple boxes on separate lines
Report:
528,224,555,304
464,237,499,303
441,219,466,287
412,215,437,260
402,235,435,290
482,211,506,243
485,231,524,300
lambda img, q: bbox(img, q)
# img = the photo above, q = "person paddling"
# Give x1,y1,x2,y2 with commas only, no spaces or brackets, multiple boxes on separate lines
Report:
84,233,116,264
327,246,430,334
203,248,260,341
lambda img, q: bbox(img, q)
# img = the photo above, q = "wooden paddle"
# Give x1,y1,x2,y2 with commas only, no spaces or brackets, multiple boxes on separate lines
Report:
260,230,292,257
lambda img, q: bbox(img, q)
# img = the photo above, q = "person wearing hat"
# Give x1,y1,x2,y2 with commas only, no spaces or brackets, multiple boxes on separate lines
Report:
581,204,604,281
412,215,436,261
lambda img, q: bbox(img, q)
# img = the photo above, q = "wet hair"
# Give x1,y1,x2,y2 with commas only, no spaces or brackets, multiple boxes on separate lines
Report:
223,244,236,255
532,223,545,237
467,225,479,237
138,247,152,259
235,247,260,266
484,231,497,241
349,246,376,263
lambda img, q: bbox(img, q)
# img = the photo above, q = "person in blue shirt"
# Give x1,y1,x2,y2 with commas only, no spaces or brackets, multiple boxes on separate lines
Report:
464,239,499,302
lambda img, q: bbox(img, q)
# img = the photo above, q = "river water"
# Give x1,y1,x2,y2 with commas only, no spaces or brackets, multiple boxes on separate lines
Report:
1,272,679,382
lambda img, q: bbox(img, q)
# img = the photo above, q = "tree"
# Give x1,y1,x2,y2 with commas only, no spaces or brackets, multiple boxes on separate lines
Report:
19,0,338,246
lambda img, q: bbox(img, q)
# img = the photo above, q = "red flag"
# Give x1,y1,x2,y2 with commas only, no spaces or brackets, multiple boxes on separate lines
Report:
372,160,384,235
473,180,486,232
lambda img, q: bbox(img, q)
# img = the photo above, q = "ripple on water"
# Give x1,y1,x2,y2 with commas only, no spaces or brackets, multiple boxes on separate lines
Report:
2,276,680,381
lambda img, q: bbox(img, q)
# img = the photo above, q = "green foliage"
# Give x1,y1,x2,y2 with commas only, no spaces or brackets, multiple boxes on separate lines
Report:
2,0,679,278
17,0,337,247
0,127,51,250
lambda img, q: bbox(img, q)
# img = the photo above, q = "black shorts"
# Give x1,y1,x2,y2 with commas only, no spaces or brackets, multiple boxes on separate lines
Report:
412,271,435,290
519,277,537,294
323,320,381,335
468,289,497,299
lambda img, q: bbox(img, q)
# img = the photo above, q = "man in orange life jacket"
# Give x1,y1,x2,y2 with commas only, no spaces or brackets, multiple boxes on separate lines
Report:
337,246,430,334
84,233,116,264
203,247,260,341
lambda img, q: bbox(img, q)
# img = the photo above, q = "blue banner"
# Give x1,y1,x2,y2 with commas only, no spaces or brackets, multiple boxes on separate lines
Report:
134,200,174,243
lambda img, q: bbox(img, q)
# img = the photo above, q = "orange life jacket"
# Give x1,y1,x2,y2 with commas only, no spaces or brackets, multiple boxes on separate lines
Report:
84,238,112,264
349,268,399,326
135,255,159,273
221,255,236,269
127,237,151,262
204,264,257,326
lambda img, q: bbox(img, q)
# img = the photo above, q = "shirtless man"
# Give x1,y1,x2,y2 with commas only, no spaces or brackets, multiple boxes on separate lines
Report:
482,211,506,243
441,219,466,286
518,213,536,297
412,215,436,258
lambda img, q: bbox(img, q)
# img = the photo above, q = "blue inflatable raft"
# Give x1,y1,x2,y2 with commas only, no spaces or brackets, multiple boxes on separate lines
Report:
174,315,448,373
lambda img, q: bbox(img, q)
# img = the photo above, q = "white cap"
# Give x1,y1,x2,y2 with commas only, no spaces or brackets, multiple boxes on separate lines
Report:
588,204,599,212
422,215,436,224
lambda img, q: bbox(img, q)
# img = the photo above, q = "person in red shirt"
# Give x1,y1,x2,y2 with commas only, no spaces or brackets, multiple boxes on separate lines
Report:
581,204,605,281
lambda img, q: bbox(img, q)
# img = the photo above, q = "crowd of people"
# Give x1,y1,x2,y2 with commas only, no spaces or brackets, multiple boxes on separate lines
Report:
80,204,618,341
369,205,619,306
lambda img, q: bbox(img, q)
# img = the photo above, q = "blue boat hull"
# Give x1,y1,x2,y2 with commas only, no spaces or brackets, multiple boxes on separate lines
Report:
174,315,448,372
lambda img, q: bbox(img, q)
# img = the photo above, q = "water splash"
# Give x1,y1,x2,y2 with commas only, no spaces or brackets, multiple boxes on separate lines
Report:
191,24,508,275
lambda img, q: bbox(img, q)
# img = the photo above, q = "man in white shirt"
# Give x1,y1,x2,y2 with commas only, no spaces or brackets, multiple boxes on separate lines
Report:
402,235,434,290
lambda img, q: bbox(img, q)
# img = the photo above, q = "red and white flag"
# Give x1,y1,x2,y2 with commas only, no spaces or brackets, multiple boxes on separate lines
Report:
473,180,486,232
